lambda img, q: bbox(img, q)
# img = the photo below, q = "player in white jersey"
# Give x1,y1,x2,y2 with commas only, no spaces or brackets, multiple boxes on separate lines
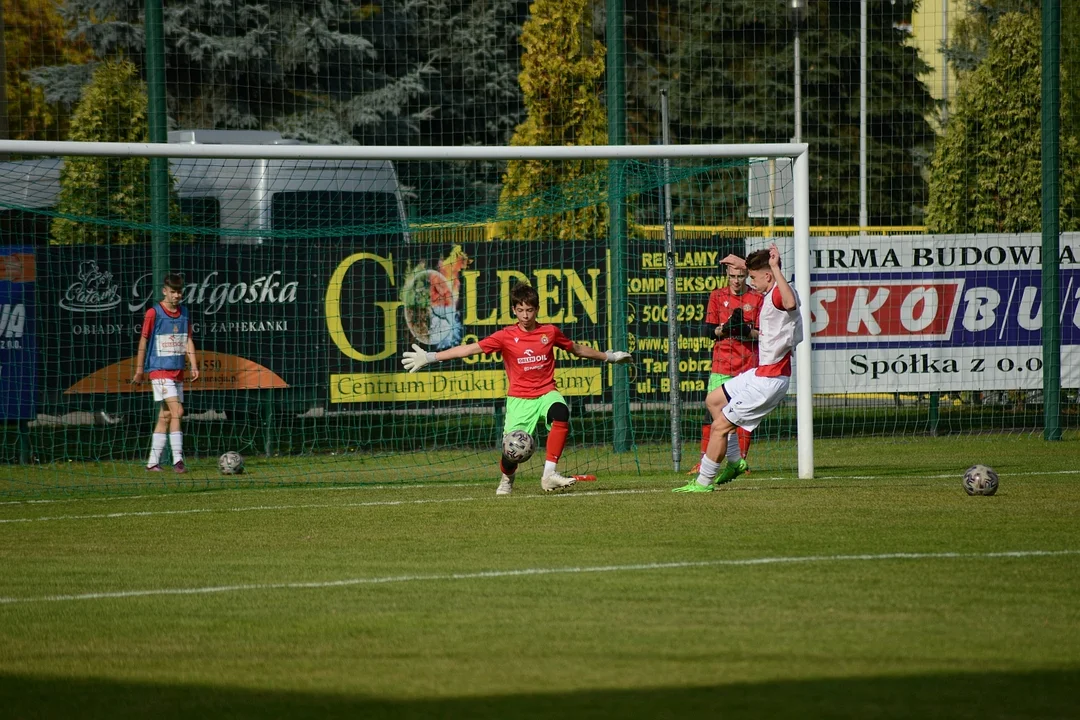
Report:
674,243,802,492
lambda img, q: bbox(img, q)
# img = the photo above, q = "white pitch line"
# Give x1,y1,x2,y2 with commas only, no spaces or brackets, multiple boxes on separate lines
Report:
4,468,1080,508
1,549,1076,606
0,489,664,524
0,495,485,524
3,467,1080,515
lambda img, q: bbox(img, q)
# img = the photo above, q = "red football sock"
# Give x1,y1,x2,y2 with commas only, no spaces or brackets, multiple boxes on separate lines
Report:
545,421,569,463
737,427,752,459
500,458,516,476
700,424,712,452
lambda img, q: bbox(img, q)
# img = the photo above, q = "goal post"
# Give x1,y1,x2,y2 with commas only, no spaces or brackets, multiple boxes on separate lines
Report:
0,138,814,494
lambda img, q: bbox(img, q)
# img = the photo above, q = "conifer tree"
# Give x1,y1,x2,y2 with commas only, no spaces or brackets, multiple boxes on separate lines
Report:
926,11,1080,233
498,0,609,241
31,0,431,144
51,59,183,244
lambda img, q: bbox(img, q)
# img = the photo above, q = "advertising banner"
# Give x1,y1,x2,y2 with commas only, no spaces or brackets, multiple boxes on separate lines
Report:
808,234,1080,392
324,242,609,403
38,241,613,407
32,232,1080,411
624,240,731,404
0,247,35,419
39,246,308,399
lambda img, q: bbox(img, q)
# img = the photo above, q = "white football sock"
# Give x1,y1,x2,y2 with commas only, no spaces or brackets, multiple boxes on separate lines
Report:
169,432,184,464
543,460,557,476
696,455,721,487
147,433,167,467
727,433,741,463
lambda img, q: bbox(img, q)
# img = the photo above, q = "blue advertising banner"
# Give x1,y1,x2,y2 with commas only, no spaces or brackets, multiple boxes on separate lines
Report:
0,247,36,419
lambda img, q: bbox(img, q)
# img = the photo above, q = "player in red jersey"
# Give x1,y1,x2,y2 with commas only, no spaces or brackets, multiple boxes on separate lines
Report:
402,282,631,495
675,245,802,492
686,255,764,477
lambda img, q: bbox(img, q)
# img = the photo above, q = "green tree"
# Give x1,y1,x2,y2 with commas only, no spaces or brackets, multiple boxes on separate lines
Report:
406,0,529,214
945,0,1080,150
498,0,609,241
30,0,431,144
628,0,936,227
3,0,90,140
926,11,1080,233
50,59,182,245
29,0,530,216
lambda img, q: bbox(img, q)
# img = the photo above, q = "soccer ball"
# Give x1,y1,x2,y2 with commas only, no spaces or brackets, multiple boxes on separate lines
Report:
502,430,536,463
218,451,245,475
963,464,999,496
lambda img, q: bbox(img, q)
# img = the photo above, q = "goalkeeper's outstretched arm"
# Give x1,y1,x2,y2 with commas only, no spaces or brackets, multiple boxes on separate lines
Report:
570,343,632,364
401,342,483,373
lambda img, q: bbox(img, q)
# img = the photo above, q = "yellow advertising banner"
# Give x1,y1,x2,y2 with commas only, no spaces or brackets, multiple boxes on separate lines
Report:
330,367,603,403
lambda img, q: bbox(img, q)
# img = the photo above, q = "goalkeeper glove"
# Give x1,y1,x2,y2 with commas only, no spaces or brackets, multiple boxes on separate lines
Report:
724,308,755,341
605,350,632,364
402,343,438,373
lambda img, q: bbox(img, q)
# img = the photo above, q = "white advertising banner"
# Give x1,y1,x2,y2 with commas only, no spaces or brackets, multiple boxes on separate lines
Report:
799,233,1080,393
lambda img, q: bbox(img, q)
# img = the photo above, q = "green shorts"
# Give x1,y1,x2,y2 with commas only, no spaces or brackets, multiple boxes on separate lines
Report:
707,372,735,394
504,390,567,435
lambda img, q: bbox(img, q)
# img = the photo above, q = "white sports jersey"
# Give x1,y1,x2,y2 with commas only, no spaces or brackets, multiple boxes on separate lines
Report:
755,284,802,377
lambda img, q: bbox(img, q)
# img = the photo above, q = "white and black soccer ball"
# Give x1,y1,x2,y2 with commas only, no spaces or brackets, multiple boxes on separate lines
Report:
502,430,536,463
218,451,245,475
963,464,999,496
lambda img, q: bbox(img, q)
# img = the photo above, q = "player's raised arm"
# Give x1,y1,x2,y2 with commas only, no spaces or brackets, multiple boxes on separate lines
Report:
768,244,797,310
401,342,483,373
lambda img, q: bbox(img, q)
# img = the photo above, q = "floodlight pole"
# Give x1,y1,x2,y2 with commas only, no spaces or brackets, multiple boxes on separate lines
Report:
791,0,804,144
859,0,868,234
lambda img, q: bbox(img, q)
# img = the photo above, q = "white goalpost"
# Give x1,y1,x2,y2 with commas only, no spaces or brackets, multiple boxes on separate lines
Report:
0,138,814,481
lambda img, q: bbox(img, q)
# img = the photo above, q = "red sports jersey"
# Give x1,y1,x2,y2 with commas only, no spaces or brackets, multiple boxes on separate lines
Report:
141,305,191,381
705,285,764,376
478,323,574,399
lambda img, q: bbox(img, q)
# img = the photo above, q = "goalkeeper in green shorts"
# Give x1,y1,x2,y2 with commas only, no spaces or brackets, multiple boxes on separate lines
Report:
402,282,632,495
685,254,763,480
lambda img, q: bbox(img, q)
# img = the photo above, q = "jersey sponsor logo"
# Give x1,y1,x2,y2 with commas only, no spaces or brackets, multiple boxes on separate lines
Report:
155,333,186,356
517,348,548,365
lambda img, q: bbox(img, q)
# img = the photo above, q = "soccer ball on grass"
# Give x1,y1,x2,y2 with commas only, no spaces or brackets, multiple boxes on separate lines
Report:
218,451,245,475
963,464,998,496
502,430,536,463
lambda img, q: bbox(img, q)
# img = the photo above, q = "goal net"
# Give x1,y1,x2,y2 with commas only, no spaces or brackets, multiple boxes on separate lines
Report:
0,140,812,496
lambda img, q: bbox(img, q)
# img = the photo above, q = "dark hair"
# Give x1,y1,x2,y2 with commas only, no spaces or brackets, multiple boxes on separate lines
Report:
746,249,775,271
163,272,185,291
510,282,539,308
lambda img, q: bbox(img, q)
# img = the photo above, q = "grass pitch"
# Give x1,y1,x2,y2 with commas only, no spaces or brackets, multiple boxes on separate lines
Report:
1,434,1078,719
